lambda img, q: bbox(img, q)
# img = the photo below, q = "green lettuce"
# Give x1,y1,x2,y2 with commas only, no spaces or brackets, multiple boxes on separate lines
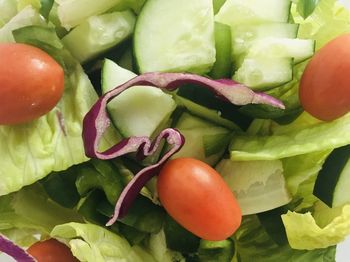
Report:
0,184,83,247
282,204,350,250
0,0,17,27
293,0,350,49
50,222,157,262
0,63,96,195
282,150,331,210
230,113,350,161
233,215,336,261
0,5,44,42
0,14,120,196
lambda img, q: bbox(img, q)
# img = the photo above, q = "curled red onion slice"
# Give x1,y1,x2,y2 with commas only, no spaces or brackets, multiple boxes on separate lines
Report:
82,72,284,224
0,235,36,262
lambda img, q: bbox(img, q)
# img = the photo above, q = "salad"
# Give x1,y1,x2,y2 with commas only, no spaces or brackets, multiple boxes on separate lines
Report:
0,0,349,261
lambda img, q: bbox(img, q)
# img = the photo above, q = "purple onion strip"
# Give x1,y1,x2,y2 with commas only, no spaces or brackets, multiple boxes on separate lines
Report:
82,72,285,224
106,128,184,225
0,235,36,262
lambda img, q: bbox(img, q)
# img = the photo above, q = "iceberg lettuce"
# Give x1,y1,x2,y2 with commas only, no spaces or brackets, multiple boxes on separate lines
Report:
0,13,119,196
282,204,350,250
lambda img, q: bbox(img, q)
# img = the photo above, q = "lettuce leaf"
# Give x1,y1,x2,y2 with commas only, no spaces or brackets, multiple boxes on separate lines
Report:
0,63,97,195
230,113,350,161
0,5,44,42
50,222,157,262
293,0,350,49
0,184,83,247
233,215,336,261
282,150,331,211
282,204,350,250
0,15,119,196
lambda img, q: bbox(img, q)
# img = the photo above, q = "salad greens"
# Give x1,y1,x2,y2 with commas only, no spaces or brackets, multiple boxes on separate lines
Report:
0,0,350,261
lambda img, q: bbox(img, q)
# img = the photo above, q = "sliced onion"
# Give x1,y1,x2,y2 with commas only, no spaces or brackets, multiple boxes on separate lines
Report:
0,235,36,262
82,72,285,224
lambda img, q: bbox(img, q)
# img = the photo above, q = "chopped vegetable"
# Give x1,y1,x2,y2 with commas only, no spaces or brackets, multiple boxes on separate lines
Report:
157,158,242,240
27,238,79,262
0,43,64,125
0,234,35,262
299,34,350,121
82,72,284,224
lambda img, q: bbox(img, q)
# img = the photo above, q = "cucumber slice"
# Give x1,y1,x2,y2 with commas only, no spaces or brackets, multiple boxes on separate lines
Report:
216,159,291,215
56,0,124,29
62,11,135,63
215,0,291,26
209,22,233,79
233,57,293,90
247,38,315,63
232,23,299,59
101,59,176,137
313,144,350,208
171,112,231,166
134,0,216,74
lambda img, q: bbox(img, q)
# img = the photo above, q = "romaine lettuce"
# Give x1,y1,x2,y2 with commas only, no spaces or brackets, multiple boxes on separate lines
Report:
0,17,119,196
233,215,336,261
282,204,350,250
0,184,82,247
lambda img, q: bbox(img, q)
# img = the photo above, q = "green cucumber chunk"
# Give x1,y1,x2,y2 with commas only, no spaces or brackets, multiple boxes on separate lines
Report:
209,22,233,79
56,0,124,29
215,0,291,26
216,159,291,215
171,112,231,166
101,59,176,138
233,57,293,90
313,144,350,208
62,11,135,63
134,0,216,74
247,38,315,64
231,23,299,59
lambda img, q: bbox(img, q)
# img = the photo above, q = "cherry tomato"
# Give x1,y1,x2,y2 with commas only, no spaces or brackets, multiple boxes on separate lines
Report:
0,43,64,125
157,158,242,241
27,239,78,262
299,34,350,121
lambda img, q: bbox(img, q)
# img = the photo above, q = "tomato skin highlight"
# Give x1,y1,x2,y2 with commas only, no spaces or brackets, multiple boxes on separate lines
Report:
0,43,64,125
299,34,350,121
27,239,78,262
157,158,242,241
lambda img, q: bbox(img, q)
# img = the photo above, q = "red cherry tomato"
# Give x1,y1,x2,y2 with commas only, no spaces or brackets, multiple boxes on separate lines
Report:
27,239,78,262
157,158,242,241
0,43,64,125
299,34,350,121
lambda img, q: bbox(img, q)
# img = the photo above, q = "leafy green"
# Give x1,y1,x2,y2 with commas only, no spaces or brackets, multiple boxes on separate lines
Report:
293,0,350,49
296,0,320,19
282,204,350,250
51,222,156,262
230,113,350,161
0,6,44,42
0,21,119,196
0,0,17,27
233,215,336,261
0,184,83,244
39,0,54,19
